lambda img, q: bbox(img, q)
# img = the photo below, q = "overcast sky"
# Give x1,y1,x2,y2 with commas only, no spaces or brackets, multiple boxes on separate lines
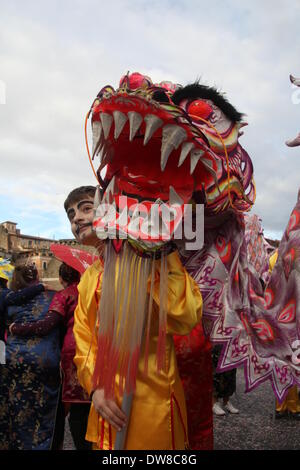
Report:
1,0,300,240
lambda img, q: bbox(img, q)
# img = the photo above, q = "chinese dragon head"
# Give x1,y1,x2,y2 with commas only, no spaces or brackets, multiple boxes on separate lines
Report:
89,71,255,253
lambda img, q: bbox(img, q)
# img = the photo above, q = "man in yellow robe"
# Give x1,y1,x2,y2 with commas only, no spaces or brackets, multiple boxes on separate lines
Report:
65,186,203,449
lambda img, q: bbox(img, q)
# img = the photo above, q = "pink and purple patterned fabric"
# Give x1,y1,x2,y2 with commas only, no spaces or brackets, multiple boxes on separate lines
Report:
180,193,300,402
244,213,274,284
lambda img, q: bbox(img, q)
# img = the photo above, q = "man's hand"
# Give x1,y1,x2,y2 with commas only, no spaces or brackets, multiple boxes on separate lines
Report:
43,283,58,291
92,389,127,431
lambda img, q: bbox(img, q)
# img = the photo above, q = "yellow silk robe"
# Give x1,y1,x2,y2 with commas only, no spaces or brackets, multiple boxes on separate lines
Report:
73,252,202,450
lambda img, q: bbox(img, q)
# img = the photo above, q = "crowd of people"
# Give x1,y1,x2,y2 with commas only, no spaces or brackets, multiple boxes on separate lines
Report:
0,257,92,450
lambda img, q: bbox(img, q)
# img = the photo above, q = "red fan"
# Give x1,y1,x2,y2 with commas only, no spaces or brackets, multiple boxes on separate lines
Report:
50,244,96,275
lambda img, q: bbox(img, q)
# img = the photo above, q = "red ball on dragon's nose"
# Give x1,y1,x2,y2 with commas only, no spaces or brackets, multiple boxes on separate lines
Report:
188,100,213,120
119,72,152,90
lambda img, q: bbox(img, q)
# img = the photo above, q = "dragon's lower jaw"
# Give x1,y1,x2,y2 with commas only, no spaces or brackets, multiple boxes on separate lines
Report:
93,170,185,249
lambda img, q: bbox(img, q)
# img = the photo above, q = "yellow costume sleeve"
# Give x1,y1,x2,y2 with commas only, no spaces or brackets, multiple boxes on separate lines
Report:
269,250,278,273
73,262,102,397
150,250,202,335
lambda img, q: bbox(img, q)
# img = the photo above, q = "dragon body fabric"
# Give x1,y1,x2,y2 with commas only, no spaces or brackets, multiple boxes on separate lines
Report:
89,71,300,407
244,214,274,284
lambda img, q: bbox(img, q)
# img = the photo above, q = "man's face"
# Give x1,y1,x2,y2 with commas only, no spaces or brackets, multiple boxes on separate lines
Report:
66,196,98,246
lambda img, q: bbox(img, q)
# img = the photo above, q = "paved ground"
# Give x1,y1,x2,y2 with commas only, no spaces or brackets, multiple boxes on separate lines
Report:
63,368,300,450
63,420,75,450
213,368,300,450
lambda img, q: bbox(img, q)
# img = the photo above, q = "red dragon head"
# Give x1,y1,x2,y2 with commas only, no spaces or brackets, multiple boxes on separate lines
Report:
89,72,255,252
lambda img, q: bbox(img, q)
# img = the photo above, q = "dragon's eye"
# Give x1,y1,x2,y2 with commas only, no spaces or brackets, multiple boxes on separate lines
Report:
187,100,213,120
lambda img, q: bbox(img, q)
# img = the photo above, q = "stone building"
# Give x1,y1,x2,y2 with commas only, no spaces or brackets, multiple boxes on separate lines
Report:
0,221,53,253
0,221,92,289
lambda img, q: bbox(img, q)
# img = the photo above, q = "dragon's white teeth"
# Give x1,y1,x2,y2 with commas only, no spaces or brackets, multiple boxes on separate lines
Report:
190,149,205,174
118,206,129,227
107,175,116,193
178,142,194,167
92,137,104,161
140,217,152,237
142,198,162,232
154,197,163,206
128,112,143,141
159,215,170,236
160,202,177,221
127,215,141,234
98,151,111,171
200,159,219,188
96,136,105,157
97,193,117,225
169,186,184,206
100,113,113,139
98,138,110,165
101,201,117,224
140,209,169,238
103,175,116,204
160,142,174,171
130,204,140,219
162,125,187,149
97,146,104,165
100,190,107,207
161,125,187,171
143,114,163,145
113,111,127,140
93,185,102,211
92,121,102,156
